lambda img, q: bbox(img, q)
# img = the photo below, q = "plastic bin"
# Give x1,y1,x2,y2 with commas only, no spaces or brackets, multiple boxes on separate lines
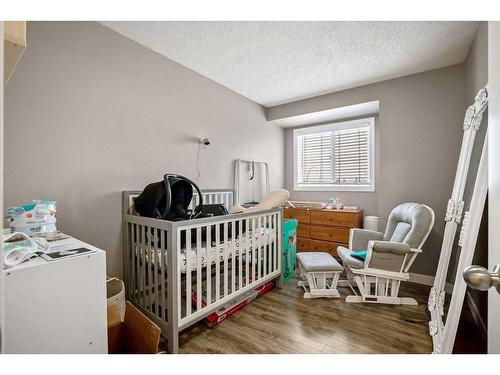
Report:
107,277,125,322
363,216,379,232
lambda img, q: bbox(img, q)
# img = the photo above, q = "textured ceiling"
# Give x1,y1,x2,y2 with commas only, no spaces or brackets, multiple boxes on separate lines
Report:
101,21,479,107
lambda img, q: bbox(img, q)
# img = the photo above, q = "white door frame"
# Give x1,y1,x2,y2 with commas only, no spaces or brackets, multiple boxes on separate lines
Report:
0,20,5,354
488,21,500,354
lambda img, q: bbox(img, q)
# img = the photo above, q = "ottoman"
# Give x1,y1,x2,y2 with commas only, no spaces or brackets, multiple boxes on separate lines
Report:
296,252,344,298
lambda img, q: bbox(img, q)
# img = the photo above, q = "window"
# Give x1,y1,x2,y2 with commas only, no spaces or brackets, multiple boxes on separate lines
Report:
293,117,375,191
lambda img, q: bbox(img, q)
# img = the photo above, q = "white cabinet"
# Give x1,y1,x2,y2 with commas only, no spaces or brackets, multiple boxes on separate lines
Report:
3,237,107,353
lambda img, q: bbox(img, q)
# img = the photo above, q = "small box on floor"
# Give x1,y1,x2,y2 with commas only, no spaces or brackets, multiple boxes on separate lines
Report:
191,281,274,327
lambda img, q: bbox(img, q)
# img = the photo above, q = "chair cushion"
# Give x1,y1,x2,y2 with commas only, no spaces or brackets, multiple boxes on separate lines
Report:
351,250,367,261
337,246,364,269
297,252,343,272
383,203,434,248
389,222,412,243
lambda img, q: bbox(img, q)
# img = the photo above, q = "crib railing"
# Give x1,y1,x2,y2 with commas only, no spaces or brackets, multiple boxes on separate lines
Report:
124,188,234,215
175,211,281,329
122,190,282,353
189,189,234,210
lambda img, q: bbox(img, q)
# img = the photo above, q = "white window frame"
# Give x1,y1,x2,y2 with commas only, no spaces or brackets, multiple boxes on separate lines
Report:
293,117,375,192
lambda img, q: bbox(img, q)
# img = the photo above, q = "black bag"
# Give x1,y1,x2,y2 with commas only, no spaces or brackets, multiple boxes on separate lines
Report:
134,174,233,248
199,204,229,218
134,174,203,220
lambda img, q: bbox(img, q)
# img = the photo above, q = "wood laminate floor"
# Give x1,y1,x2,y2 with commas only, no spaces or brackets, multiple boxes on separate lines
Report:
178,278,437,354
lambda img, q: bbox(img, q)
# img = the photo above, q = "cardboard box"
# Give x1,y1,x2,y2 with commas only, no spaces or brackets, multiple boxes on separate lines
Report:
108,301,161,354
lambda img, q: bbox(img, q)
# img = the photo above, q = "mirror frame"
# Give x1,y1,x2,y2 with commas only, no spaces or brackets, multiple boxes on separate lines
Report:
428,87,488,354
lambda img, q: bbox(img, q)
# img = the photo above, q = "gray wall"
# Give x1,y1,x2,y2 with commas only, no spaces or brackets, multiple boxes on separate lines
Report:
4,22,285,277
272,65,467,276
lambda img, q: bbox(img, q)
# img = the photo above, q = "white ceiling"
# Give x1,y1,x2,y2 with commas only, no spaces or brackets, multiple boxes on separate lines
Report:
101,21,479,107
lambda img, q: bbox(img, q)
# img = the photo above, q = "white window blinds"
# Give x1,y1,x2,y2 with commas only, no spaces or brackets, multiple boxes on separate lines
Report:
295,118,373,190
298,131,333,184
333,126,369,184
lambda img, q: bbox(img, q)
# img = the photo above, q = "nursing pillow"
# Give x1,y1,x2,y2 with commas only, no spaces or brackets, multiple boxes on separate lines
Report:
229,189,290,214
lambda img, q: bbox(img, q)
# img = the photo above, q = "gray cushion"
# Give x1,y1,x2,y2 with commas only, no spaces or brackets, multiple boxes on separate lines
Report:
389,222,412,243
383,203,434,249
297,252,343,272
337,246,364,269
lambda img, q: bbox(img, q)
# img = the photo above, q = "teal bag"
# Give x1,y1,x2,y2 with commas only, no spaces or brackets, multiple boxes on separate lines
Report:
282,219,298,283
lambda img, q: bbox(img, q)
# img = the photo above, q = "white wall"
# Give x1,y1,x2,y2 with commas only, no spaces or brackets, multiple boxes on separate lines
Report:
4,22,285,277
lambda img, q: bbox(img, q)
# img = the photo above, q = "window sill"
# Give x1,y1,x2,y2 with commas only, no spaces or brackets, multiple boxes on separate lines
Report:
293,184,375,192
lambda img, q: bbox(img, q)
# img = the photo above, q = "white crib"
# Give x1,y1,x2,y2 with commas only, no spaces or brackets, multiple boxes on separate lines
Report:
122,189,283,353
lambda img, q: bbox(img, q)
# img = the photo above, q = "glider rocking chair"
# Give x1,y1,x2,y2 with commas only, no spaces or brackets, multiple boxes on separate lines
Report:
338,203,435,305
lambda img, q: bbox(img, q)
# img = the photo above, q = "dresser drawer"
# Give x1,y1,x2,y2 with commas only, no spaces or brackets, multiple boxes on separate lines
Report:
310,211,358,227
310,225,350,243
297,224,310,238
309,239,343,258
284,208,311,224
296,238,345,258
297,237,311,251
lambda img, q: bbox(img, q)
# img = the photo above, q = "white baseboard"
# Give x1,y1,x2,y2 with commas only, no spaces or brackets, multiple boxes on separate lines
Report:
465,290,487,338
409,273,454,293
409,273,434,286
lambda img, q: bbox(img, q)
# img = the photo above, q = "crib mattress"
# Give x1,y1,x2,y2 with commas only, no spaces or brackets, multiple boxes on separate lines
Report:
135,228,276,273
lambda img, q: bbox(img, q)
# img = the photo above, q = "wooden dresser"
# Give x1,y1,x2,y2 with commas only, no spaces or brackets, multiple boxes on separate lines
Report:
284,206,363,259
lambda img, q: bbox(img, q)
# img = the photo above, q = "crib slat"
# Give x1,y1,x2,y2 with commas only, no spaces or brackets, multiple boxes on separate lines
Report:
245,219,250,287
132,224,137,303
252,218,256,283
176,229,182,323
124,222,131,300
144,226,150,311
140,225,146,308
263,216,267,276
144,226,149,312
259,217,263,280
231,221,236,294
273,214,277,273
196,227,202,312
269,214,273,274
206,225,212,306
238,219,243,290
276,214,281,272
160,229,166,320
144,226,150,310
223,222,229,297
215,224,221,301
151,228,160,317
185,229,192,317
148,227,154,313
